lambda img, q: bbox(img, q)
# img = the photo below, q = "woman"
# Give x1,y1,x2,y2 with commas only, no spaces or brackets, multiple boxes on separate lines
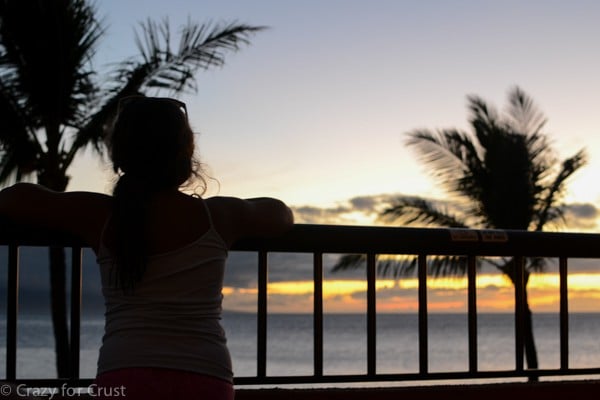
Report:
0,96,294,399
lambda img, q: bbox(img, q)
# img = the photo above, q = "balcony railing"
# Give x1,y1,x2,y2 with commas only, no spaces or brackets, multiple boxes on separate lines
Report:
2,223,600,389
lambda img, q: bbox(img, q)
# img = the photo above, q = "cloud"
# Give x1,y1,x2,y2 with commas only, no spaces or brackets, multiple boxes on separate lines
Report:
223,251,264,288
291,193,400,225
563,203,598,230
223,252,355,289
290,192,472,227
291,193,600,234
290,205,348,224
349,196,376,210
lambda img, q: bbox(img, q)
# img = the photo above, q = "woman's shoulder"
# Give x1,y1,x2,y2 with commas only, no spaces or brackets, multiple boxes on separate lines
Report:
203,195,248,211
204,195,291,222
204,195,291,211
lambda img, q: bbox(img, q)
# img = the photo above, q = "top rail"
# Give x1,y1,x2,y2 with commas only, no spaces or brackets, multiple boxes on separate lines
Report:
234,224,600,257
3,221,600,257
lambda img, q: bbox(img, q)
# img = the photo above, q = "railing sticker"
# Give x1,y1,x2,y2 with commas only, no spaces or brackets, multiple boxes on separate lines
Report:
448,229,509,243
480,230,509,242
449,229,479,242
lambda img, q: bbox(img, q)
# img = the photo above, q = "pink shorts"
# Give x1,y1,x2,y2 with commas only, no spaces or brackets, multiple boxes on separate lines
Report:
94,367,234,400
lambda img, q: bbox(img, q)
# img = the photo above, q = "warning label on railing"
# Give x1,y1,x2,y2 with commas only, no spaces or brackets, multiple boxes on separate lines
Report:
448,229,509,242
449,229,479,242
480,230,508,242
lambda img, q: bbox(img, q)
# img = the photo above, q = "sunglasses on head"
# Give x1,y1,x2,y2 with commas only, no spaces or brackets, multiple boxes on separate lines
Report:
117,96,188,120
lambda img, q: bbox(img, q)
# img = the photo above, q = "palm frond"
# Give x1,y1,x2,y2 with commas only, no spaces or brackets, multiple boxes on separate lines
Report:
428,255,470,277
332,253,471,278
109,18,265,95
497,257,546,284
0,148,21,183
0,0,103,128
376,255,471,278
0,84,44,185
504,87,555,186
0,143,38,185
64,19,264,171
375,256,418,277
381,196,469,228
332,254,417,278
406,129,483,195
331,254,365,273
527,257,548,273
505,86,547,136
534,149,587,230
62,92,124,167
0,84,28,141
467,94,500,147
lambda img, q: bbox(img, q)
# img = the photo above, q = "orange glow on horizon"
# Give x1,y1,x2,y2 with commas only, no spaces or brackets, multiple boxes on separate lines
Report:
222,273,600,313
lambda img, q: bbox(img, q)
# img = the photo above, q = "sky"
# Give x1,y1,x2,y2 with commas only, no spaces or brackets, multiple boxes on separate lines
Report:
50,0,600,313
72,0,600,212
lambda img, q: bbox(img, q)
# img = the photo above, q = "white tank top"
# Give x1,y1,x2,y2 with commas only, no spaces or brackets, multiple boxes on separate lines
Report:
96,202,233,382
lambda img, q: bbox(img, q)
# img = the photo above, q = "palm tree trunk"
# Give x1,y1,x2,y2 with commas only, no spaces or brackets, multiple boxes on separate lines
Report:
523,291,539,381
49,246,70,378
500,258,539,382
38,160,71,378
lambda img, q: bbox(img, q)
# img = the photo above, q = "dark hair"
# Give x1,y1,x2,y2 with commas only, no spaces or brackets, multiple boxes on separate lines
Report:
106,96,205,293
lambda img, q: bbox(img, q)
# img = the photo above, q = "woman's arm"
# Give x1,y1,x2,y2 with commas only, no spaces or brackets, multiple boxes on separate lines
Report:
237,197,295,237
207,196,294,245
0,183,110,249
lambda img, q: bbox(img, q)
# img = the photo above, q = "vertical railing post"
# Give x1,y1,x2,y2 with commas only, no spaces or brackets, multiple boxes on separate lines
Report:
257,251,268,378
467,255,478,374
559,257,569,370
513,256,525,372
418,253,428,375
366,253,376,376
313,252,323,377
6,244,19,381
69,247,82,381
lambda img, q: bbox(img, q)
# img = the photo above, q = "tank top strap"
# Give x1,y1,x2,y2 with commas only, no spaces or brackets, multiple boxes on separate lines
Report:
201,199,214,228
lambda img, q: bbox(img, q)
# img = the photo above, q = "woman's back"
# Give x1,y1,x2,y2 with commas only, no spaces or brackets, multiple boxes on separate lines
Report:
97,194,233,382
102,191,213,255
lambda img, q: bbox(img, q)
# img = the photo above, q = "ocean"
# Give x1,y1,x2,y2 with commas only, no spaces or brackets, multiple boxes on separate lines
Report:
2,313,600,383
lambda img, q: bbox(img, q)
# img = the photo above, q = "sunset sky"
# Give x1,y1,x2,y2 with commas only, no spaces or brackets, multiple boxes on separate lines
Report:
57,0,600,313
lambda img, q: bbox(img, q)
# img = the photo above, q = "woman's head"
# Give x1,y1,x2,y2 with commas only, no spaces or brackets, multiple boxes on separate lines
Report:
108,96,198,190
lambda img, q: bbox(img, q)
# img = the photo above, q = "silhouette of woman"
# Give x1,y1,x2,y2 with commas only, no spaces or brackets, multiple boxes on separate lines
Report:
0,96,294,399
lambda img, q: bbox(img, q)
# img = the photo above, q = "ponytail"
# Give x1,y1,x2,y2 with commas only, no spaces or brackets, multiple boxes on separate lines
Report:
111,173,151,293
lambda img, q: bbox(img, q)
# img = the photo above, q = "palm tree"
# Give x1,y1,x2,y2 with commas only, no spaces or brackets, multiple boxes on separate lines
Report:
334,86,586,375
0,0,263,377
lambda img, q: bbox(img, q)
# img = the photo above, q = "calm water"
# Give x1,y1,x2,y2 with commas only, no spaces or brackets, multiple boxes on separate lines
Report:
1,313,600,380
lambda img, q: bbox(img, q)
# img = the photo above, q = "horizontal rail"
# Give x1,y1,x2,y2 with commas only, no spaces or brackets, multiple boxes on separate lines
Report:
8,366,600,387
236,225,600,257
4,222,600,257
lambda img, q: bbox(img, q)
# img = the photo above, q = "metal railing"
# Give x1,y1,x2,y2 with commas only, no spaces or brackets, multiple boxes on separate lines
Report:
2,223,600,388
